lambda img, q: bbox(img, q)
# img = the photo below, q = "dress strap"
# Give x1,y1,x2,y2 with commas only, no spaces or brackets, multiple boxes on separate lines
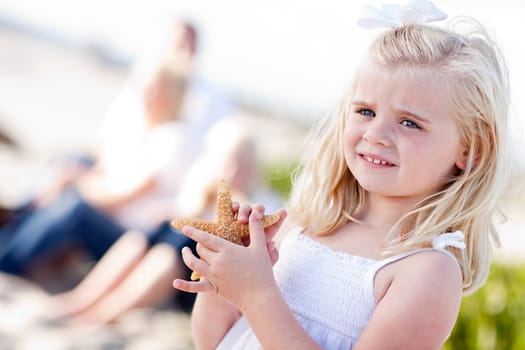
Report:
365,231,466,298
432,230,466,250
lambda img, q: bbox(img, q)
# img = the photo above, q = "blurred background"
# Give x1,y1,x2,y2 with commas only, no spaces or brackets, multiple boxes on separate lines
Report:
0,0,523,349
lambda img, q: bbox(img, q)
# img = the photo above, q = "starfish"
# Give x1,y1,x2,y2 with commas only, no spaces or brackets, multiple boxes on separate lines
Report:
171,179,280,280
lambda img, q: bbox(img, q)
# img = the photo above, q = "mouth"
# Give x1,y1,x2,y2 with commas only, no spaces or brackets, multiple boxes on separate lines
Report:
359,153,395,166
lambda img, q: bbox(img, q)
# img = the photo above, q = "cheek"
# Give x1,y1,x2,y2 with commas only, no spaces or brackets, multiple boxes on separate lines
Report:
407,139,459,179
343,124,359,157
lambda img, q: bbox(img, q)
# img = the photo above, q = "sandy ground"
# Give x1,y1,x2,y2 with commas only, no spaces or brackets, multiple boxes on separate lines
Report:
0,273,194,350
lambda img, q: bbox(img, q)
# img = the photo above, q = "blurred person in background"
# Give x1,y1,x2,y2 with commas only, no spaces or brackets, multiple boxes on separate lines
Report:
37,18,235,210
102,17,237,166
42,117,283,325
0,125,23,228
0,63,192,279
0,18,237,285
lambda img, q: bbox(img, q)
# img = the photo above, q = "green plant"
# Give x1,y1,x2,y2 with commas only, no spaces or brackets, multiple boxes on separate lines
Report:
444,263,525,350
263,161,298,199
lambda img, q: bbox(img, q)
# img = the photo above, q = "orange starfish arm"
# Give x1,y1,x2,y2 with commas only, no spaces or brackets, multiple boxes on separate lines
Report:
170,180,280,280
216,179,234,226
170,218,220,236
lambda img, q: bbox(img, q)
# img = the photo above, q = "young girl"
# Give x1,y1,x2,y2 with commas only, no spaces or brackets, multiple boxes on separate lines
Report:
173,4,511,349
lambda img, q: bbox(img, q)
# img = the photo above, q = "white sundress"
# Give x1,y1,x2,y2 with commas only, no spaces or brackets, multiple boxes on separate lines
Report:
217,227,465,350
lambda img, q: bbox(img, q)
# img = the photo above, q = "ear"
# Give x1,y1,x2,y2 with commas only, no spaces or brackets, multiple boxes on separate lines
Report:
455,147,469,171
456,136,484,171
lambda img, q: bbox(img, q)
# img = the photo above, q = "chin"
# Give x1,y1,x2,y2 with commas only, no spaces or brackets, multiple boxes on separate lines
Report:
357,181,397,196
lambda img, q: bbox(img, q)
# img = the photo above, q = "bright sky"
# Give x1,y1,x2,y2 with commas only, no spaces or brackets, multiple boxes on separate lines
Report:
0,0,524,164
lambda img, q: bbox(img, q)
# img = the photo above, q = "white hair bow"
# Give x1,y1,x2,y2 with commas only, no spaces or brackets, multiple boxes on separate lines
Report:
357,0,447,29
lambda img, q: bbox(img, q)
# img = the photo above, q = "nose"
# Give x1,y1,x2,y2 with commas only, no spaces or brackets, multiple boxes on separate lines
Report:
362,118,392,146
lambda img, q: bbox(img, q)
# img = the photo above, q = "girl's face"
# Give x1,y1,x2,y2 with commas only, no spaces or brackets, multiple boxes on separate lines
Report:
344,61,466,202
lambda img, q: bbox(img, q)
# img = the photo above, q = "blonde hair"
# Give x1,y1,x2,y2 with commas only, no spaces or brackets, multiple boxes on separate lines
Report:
287,17,511,294
144,62,188,123
175,117,259,218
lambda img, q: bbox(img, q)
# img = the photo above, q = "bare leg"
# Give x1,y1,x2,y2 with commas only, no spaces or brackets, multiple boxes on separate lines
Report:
45,231,148,319
73,242,184,324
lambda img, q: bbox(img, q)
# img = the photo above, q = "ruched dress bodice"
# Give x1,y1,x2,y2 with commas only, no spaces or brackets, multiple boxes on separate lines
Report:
217,227,465,349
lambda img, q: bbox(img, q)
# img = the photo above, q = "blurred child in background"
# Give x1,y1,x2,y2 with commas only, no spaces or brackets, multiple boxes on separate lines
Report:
44,117,283,324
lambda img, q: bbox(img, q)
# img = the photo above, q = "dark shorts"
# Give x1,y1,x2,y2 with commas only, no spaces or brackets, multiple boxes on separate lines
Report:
147,221,197,254
146,221,198,312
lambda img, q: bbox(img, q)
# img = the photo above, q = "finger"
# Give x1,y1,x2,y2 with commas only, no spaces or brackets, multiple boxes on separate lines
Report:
231,201,240,219
231,201,240,211
202,277,219,294
181,246,211,278
173,277,215,293
181,226,222,252
248,205,267,249
237,203,252,223
196,242,216,262
264,209,288,241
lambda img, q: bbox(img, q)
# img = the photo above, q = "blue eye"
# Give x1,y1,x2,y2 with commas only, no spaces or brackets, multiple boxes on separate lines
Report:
358,109,375,117
401,119,420,129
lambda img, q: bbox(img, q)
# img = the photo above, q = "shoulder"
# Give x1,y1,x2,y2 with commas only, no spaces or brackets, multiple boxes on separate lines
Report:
357,250,463,349
390,250,463,315
379,249,463,308
399,249,463,283
395,250,463,310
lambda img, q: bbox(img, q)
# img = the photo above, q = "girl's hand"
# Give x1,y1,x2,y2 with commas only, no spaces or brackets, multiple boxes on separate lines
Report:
173,204,286,308
233,201,282,264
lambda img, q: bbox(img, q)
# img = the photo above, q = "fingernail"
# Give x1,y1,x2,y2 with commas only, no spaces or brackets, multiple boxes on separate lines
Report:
254,210,262,220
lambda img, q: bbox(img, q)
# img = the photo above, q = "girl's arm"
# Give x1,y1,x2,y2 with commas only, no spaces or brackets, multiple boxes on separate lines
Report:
239,280,323,350
175,206,323,350
354,251,463,350
190,291,241,350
